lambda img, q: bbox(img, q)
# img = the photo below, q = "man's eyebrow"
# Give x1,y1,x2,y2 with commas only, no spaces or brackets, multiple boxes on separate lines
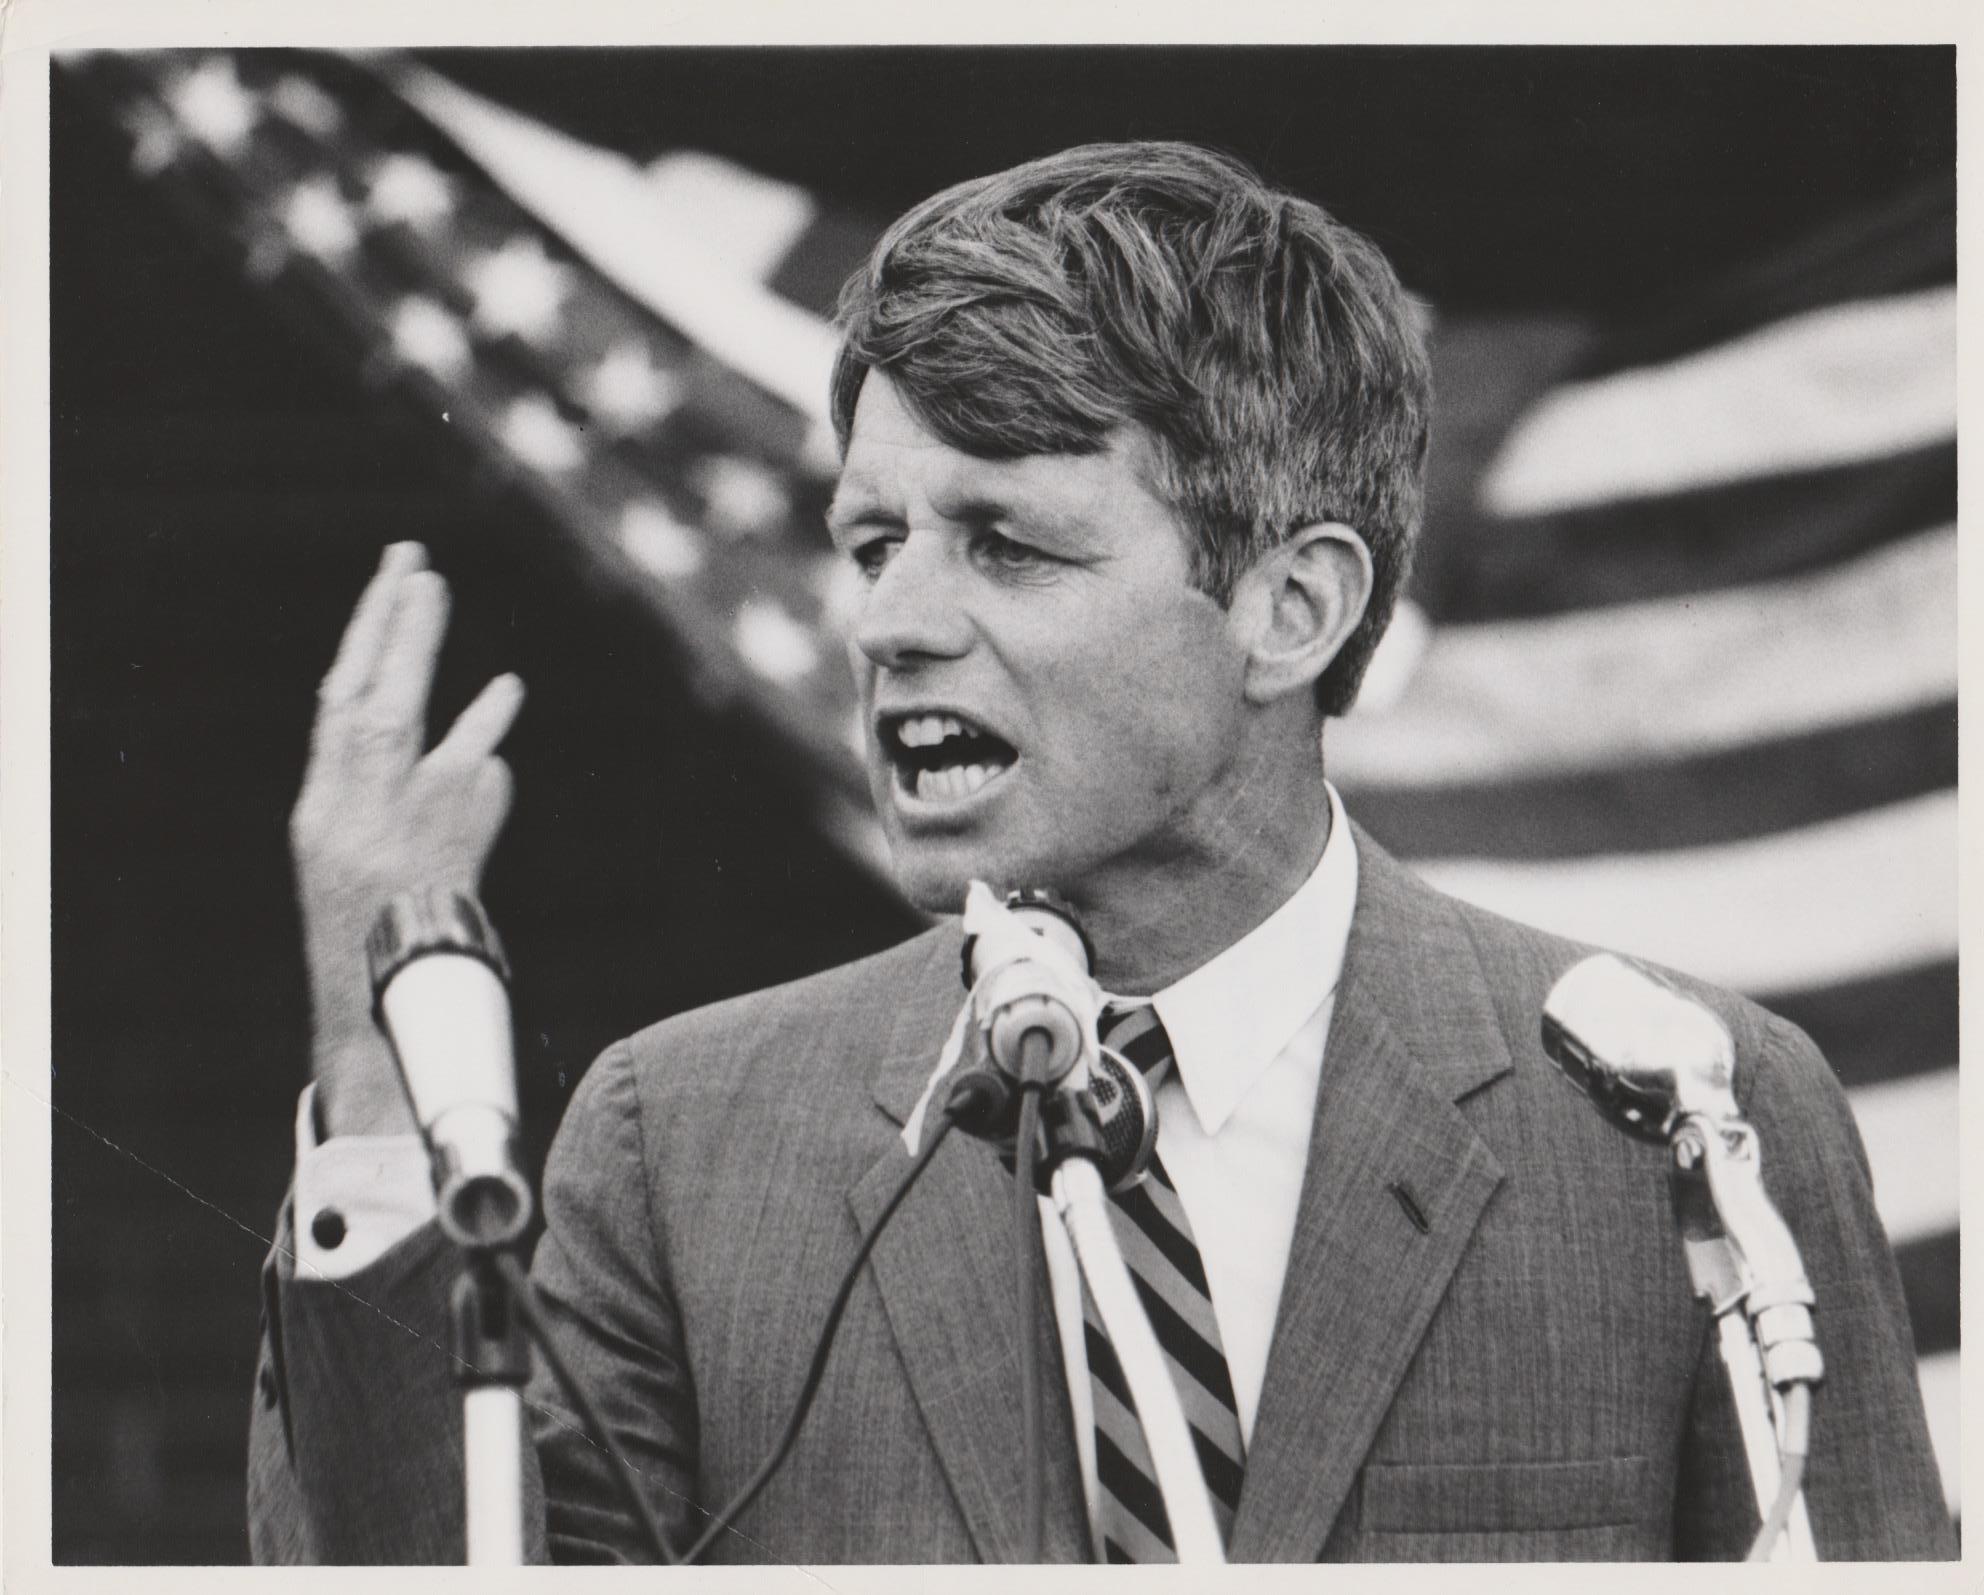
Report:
941,494,1022,529
823,491,902,537
824,488,1070,540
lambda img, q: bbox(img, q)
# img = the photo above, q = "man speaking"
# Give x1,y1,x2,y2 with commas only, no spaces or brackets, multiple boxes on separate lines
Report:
249,141,1952,1562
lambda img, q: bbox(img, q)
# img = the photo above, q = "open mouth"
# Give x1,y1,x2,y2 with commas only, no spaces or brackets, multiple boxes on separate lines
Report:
879,711,1019,804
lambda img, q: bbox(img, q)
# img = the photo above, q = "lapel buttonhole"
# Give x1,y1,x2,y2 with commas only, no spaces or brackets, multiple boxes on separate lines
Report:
1387,1180,1431,1234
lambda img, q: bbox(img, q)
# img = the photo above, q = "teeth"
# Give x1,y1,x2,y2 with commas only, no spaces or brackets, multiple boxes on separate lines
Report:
897,712,973,748
913,763,1001,801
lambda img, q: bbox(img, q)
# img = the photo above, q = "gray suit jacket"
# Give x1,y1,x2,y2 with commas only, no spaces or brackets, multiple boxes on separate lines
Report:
248,829,1954,1562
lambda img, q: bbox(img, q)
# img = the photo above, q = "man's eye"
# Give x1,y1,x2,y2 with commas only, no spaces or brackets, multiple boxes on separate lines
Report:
849,537,900,579
975,531,1048,571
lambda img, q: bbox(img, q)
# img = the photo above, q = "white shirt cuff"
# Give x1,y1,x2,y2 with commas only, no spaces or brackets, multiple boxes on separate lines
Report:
292,1082,436,1280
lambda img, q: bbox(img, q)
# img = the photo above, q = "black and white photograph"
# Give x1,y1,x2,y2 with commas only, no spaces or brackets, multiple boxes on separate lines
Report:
6,8,1965,1573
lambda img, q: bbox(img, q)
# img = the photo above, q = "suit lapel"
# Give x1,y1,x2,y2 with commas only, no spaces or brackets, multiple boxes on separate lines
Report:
1227,831,1513,1561
848,931,1089,1563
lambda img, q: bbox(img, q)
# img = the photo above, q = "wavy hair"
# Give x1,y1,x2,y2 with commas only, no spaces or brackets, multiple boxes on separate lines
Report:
830,140,1432,715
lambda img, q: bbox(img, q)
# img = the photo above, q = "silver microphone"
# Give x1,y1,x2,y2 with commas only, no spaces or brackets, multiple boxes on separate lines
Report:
367,887,532,1250
1540,952,1740,1138
959,889,1157,1191
964,889,1093,1089
1084,1045,1159,1193
1541,953,1822,1392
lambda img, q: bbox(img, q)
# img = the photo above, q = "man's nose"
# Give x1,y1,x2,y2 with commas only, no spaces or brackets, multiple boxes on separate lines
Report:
852,532,973,670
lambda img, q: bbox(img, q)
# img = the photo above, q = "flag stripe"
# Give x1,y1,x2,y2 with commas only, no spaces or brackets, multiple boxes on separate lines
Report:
1422,441,1953,624
1895,1231,1958,1357
1344,700,1953,861
1759,961,1956,1091
1480,286,1954,516
1574,179,1953,379
1334,524,1955,789
767,204,888,320
1413,791,1957,994
1846,1071,1958,1250
396,61,840,427
639,151,817,283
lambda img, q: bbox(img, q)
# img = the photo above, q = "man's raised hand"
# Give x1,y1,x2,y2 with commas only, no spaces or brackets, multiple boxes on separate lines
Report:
290,542,526,1138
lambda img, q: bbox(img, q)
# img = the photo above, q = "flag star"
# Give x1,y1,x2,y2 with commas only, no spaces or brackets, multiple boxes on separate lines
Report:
581,341,681,436
365,153,456,234
734,597,820,684
697,455,791,539
166,57,260,158
499,396,587,475
464,237,573,345
123,104,184,177
619,502,705,580
389,297,472,383
281,177,360,265
268,75,345,137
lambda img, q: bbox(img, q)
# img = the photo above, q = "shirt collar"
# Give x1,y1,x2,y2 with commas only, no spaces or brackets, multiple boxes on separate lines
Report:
1140,782,1358,1135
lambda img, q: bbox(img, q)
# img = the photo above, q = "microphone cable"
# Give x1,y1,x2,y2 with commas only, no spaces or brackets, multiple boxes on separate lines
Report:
480,1076,987,1566
490,1248,681,1565
1745,1383,1812,1562
680,1081,986,1565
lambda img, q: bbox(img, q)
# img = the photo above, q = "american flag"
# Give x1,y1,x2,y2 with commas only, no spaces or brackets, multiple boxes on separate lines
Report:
65,46,1957,1515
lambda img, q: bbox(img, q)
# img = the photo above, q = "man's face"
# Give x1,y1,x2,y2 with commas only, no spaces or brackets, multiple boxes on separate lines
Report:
829,375,1256,916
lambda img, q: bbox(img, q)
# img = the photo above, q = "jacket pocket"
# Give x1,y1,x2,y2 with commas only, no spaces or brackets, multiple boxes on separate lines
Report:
1358,1455,1650,1534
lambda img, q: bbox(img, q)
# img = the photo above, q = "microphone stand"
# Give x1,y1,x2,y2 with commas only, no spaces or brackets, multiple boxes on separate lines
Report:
1669,1120,1818,1561
964,887,1220,1562
1037,1093,1225,1564
453,1248,532,1565
367,888,536,1567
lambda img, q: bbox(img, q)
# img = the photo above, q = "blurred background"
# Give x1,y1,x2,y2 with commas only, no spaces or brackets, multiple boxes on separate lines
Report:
49,46,1955,1561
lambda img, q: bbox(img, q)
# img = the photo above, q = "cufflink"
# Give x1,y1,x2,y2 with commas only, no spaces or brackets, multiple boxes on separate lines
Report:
310,1207,347,1250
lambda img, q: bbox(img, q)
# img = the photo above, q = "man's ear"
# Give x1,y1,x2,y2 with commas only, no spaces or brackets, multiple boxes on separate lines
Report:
1232,523,1375,706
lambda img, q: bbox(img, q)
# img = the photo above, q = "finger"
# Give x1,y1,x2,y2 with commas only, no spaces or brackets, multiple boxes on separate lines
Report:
427,673,527,767
361,568,453,736
474,758,516,837
318,542,427,707
462,760,517,887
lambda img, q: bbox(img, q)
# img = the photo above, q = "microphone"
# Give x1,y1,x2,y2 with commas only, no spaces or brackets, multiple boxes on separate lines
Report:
1540,952,1740,1139
367,887,532,1250
956,887,1156,1192
1541,953,1822,1392
962,888,1094,1088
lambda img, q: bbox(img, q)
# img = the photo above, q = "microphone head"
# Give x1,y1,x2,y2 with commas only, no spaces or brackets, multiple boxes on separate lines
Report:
1087,1047,1158,1194
1541,953,1739,1140
960,886,1093,990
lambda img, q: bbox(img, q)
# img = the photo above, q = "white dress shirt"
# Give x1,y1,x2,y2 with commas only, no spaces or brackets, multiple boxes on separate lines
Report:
293,785,1359,1528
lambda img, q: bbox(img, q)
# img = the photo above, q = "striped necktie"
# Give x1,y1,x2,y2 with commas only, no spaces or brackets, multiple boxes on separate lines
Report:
1083,1002,1246,1561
